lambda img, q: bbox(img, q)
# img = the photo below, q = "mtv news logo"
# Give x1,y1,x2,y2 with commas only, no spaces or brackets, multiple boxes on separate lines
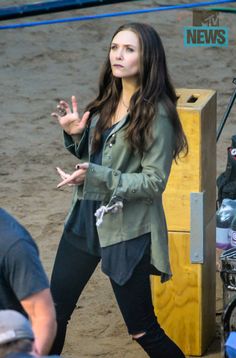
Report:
184,10,228,47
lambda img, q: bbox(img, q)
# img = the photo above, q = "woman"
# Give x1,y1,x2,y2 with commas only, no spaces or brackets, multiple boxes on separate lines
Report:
50,22,188,357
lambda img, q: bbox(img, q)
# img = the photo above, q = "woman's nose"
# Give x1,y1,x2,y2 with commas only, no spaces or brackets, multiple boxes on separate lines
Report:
115,49,124,60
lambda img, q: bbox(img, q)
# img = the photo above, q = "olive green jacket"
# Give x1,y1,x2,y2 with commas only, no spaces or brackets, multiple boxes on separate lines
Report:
64,105,174,282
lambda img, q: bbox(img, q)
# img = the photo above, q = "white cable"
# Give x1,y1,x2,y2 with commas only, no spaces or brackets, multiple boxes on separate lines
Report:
95,201,123,227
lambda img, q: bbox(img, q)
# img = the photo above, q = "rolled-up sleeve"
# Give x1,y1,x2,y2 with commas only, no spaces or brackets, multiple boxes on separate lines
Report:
63,128,88,159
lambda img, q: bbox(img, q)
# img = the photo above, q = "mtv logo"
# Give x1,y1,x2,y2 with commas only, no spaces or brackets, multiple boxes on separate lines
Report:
193,10,219,26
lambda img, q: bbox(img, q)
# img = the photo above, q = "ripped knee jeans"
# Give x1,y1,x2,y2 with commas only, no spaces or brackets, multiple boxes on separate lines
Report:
50,234,185,357
110,253,185,358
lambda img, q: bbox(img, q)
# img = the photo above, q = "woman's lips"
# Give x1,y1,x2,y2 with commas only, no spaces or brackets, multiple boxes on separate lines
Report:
113,64,124,68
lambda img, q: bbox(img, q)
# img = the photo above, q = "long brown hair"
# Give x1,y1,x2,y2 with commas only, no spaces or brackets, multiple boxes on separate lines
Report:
85,22,188,159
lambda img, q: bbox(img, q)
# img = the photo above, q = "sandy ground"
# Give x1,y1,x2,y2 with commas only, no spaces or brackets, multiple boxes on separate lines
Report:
1,0,236,357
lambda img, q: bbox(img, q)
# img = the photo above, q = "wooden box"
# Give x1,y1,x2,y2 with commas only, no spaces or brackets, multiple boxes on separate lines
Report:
152,89,217,356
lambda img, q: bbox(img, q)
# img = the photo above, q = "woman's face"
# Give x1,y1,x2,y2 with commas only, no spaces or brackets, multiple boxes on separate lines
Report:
109,30,140,80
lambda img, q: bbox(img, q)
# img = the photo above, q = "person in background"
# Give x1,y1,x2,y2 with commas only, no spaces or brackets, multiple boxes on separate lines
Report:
0,208,57,356
51,22,188,357
0,310,60,358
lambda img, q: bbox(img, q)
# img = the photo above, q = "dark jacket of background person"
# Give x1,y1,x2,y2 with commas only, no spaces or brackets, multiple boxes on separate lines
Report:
0,209,57,355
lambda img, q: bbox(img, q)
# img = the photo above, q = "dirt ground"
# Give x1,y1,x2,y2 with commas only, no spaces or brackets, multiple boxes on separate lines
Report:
1,0,236,357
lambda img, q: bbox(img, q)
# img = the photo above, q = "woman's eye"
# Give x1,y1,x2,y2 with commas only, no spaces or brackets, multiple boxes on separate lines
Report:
110,45,117,50
126,47,134,52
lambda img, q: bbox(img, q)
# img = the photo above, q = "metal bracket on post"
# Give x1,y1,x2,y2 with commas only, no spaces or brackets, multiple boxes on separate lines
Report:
190,192,205,264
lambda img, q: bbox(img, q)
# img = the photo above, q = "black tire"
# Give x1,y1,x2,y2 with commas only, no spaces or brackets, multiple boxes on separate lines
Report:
222,295,236,341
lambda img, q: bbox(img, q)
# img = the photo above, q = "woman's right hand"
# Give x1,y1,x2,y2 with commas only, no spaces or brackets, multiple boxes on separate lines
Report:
51,95,90,135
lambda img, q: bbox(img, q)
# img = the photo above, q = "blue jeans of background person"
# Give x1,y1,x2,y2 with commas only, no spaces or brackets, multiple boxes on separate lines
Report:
50,233,185,357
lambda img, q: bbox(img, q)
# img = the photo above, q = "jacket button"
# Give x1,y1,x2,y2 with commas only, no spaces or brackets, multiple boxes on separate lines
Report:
109,143,112,148
132,189,136,193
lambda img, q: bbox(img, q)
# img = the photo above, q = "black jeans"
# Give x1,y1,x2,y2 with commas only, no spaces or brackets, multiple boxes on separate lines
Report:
50,233,185,357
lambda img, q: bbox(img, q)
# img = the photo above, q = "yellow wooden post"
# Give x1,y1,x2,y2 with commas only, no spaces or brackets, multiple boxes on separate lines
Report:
152,89,217,356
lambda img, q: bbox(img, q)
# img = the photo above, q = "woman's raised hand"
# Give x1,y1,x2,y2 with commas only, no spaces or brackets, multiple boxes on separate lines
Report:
51,96,90,135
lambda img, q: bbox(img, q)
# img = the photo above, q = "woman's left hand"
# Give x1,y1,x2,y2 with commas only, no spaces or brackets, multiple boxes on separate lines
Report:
56,163,89,188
